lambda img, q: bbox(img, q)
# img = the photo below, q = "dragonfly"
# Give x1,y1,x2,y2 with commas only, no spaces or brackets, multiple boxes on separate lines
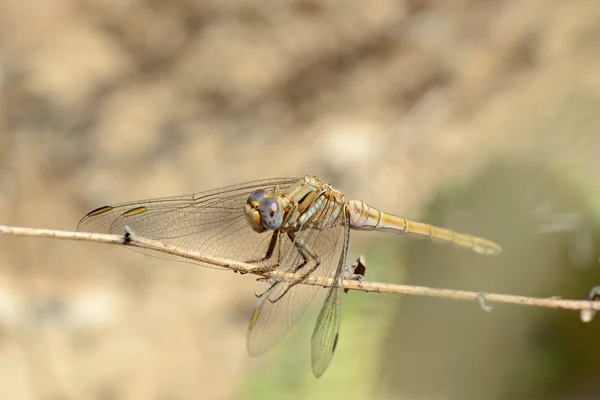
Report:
77,175,501,377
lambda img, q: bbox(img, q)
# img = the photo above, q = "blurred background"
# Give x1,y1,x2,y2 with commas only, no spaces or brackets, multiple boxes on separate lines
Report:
1,0,600,399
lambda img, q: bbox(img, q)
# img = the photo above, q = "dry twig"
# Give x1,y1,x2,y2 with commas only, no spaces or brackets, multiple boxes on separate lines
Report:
1,224,599,317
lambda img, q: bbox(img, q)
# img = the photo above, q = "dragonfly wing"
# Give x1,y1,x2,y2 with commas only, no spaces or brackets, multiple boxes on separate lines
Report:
247,194,345,359
311,279,343,377
311,213,349,377
77,178,301,269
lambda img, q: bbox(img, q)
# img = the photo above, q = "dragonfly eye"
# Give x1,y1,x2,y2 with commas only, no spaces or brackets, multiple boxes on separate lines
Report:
258,198,282,230
247,190,266,203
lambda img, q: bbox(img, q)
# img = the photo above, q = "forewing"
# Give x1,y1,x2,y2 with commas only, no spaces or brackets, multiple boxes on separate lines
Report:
247,194,345,357
77,178,301,269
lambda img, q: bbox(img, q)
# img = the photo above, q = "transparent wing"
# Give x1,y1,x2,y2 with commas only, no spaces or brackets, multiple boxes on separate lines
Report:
311,279,343,377
247,194,345,362
77,178,301,269
311,209,350,377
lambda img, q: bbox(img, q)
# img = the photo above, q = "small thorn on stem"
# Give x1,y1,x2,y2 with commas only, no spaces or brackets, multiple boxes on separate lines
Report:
477,293,493,312
343,254,367,293
581,285,600,323
123,225,134,244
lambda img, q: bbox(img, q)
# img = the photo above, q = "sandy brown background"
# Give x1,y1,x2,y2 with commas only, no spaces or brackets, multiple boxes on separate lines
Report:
1,0,600,399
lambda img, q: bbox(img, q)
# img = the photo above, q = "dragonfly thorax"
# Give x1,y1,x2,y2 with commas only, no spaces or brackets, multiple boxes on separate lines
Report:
245,189,285,232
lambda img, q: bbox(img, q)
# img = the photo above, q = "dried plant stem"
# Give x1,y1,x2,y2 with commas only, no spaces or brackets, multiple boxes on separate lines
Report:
1,224,598,315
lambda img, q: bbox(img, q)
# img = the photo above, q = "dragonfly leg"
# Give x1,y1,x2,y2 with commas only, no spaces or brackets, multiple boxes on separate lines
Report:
240,230,280,274
255,279,286,299
268,231,322,304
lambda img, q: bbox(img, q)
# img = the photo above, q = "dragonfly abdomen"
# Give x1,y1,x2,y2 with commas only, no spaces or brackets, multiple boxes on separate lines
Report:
347,200,501,255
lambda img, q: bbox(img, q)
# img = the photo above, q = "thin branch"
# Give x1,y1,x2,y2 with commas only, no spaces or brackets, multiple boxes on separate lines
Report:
1,224,599,317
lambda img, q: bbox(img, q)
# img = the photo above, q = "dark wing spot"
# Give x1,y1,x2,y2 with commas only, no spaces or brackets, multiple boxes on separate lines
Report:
332,333,339,352
85,205,114,217
122,206,148,217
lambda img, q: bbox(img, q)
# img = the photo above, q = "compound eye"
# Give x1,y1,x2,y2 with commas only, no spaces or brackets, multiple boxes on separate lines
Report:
258,198,282,230
247,189,266,204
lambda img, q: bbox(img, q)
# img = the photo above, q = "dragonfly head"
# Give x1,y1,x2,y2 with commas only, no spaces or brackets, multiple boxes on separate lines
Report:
245,189,283,232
